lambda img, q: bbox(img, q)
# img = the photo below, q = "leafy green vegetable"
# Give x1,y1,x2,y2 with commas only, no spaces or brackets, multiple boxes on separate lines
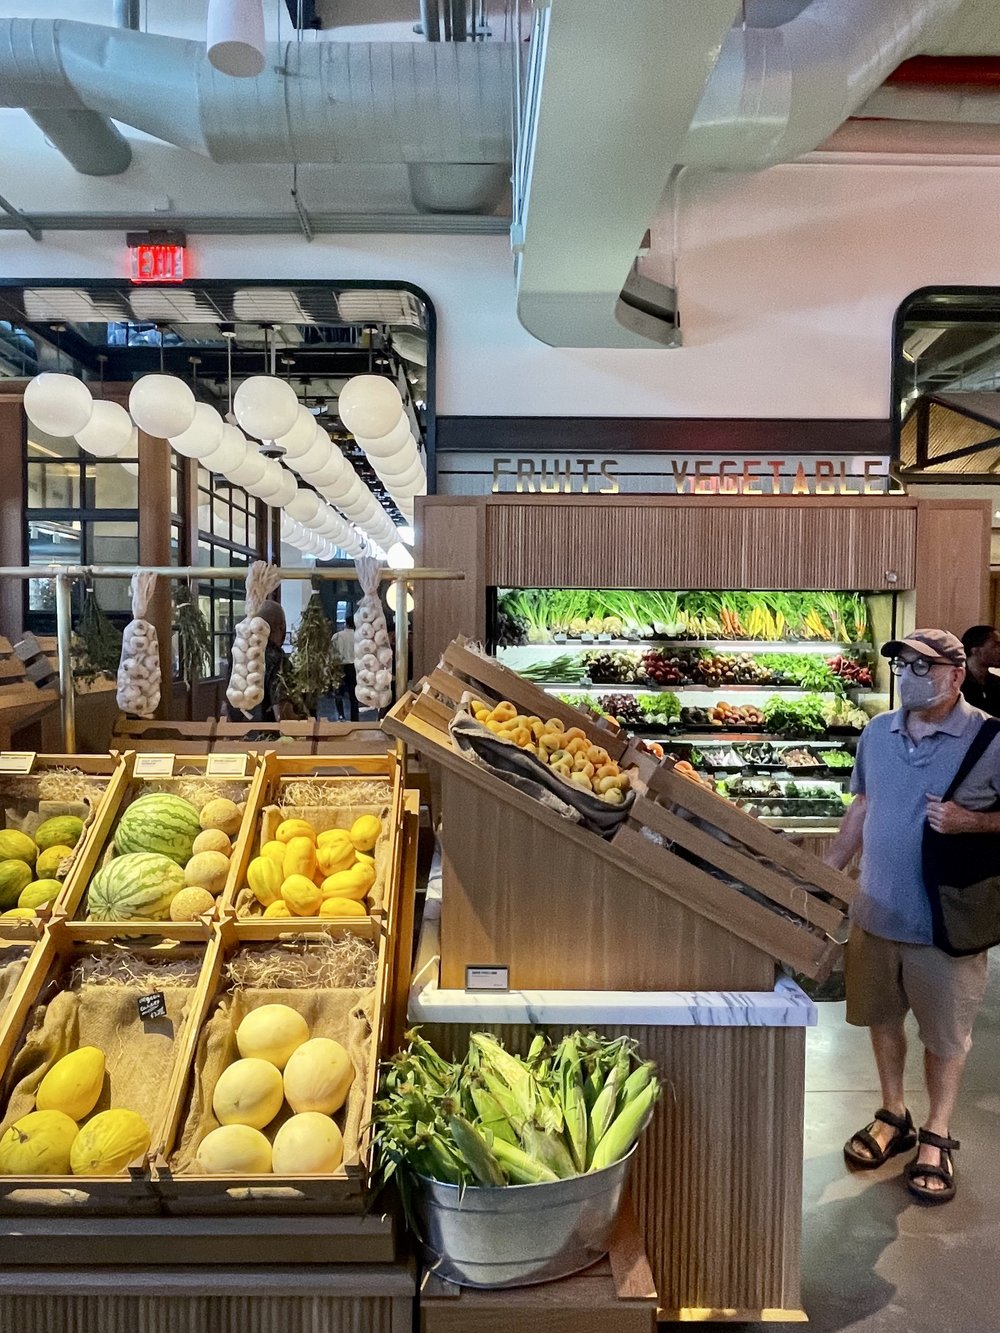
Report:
763,694,828,739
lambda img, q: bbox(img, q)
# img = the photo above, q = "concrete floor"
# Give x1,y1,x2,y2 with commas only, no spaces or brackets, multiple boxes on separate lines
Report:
731,954,1000,1333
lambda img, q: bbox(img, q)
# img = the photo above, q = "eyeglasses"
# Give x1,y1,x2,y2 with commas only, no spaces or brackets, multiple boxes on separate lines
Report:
888,656,954,676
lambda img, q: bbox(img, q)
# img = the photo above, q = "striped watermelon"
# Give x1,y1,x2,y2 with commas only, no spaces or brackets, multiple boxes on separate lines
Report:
87,853,185,922
114,794,200,865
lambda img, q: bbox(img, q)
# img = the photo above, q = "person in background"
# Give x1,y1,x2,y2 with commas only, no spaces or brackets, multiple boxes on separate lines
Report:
332,614,358,721
225,598,287,724
825,629,999,1205
960,624,1000,716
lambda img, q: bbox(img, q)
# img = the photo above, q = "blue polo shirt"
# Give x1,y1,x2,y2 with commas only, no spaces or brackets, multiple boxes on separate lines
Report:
850,698,1000,944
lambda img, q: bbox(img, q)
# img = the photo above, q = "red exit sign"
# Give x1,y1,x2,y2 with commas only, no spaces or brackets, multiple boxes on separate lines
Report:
127,233,187,284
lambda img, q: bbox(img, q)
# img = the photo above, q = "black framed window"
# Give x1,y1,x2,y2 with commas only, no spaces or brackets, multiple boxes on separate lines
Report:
196,465,264,672
24,423,139,631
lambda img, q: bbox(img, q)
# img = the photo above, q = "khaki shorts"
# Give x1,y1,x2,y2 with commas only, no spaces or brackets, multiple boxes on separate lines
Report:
845,925,989,1060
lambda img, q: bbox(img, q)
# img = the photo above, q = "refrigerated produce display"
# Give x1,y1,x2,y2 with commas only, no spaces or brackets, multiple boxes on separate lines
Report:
493,587,893,831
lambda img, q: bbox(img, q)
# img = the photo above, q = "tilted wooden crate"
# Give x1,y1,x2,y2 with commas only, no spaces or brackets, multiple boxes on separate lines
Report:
385,638,854,990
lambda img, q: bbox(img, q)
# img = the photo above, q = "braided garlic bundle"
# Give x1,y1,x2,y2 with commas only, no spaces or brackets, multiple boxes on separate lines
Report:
116,572,161,718
226,561,281,718
354,556,393,711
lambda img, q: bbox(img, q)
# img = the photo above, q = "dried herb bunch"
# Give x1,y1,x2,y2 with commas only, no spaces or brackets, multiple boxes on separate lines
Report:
281,593,342,718
174,584,212,683
72,585,122,684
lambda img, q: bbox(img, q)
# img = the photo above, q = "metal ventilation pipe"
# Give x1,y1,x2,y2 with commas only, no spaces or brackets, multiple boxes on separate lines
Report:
113,0,140,30
420,0,469,42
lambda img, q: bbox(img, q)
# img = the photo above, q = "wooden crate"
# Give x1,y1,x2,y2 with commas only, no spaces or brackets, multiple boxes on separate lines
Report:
0,920,209,1215
0,751,131,941
113,719,389,754
219,750,407,936
59,753,265,937
418,1016,806,1325
420,1199,657,1333
153,913,397,1216
402,636,626,760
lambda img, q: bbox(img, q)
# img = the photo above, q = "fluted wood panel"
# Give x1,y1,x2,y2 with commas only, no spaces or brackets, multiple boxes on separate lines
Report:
421,1022,805,1321
0,1296,407,1333
415,500,486,679
914,501,991,634
487,500,916,591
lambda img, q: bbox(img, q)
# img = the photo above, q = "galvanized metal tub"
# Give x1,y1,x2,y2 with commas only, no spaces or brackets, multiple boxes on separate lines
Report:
412,1146,636,1289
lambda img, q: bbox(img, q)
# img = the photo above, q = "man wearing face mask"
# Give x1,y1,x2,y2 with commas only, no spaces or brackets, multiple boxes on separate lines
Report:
824,629,999,1205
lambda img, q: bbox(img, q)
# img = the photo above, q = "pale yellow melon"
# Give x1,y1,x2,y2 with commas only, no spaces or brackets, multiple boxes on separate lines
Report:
283,1038,355,1116
236,1004,309,1069
196,1123,272,1175
212,1058,284,1130
271,1112,344,1175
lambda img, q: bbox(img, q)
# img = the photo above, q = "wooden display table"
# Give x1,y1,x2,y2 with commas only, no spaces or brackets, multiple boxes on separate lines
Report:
420,1203,657,1333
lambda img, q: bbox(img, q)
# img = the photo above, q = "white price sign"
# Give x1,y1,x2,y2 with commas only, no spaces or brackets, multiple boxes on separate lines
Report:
134,753,175,779
0,752,36,775
206,753,249,779
465,966,510,992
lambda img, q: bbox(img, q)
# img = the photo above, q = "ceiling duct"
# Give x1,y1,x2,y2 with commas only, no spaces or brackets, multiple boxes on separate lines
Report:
0,19,514,212
514,0,968,348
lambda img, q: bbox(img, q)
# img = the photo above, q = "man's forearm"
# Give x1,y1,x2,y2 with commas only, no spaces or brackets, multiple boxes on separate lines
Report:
952,807,1000,834
824,796,866,869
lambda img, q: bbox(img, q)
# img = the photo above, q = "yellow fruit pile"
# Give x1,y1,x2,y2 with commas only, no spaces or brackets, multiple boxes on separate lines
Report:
470,700,631,806
0,816,86,921
196,1004,354,1176
245,814,381,920
171,799,243,921
0,1045,151,1177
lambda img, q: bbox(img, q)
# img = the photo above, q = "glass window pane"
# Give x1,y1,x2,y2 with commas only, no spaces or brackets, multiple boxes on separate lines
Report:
27,519,81,613
27,425,80,461
27,459,81,509
91,461,139,508
87,521,139,615
231,507,248,547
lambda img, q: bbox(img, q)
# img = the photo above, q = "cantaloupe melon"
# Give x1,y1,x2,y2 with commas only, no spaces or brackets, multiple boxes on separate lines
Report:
236,1005,309,1069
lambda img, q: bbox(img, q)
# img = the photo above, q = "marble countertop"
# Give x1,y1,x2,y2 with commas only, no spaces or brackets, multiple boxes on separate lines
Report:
409,918,817,1028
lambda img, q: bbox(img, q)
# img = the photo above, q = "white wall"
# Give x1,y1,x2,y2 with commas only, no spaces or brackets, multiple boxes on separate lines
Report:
4,160,1000,419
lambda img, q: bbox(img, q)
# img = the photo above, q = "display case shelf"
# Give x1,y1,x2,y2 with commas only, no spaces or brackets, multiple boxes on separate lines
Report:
497,639,870,655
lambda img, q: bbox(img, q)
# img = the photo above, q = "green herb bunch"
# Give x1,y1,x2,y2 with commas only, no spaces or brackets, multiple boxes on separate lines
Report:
72,586,122,684
173,585,212,683
281,593,342,718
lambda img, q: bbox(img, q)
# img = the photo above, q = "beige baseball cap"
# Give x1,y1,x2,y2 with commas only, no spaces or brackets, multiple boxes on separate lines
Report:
880,628,966,667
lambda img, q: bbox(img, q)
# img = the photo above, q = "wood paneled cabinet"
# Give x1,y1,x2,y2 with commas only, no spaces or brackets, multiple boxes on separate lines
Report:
415,495,989,678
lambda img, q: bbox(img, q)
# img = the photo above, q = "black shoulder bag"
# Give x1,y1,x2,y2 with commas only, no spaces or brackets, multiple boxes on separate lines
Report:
922,717,1000,957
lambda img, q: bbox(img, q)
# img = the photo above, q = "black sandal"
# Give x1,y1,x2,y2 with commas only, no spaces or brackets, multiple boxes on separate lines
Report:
844,1107,916,1168
906,1128,959,1204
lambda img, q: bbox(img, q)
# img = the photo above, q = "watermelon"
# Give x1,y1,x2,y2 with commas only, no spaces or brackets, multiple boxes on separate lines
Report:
87,853,185,922
113,794,200,865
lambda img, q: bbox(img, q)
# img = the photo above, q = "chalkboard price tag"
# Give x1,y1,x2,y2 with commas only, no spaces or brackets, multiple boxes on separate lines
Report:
137,991,168,1020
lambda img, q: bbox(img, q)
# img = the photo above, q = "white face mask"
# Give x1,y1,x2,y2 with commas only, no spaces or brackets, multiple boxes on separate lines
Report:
898,666,951,711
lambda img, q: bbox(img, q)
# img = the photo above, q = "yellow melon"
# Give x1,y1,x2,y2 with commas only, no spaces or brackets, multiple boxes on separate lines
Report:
0,1110,78,1175
69,1109,151,1176
236,1004,310,1069
192,829,231,858
169,886,215,922
36,1046,105,1121
281,873,322,917
199,798,242,836
349,815,381,852
282,1038,355,1116
212,1058,284,1130
184,851,230,897
196,1124,272,1175
271,1112,344,1175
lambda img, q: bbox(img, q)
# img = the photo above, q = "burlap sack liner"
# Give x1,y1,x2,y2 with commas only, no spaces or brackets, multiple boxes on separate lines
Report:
0,970,195,1171
171,984,375,1178
235,801,391,919
0,946,30,1023
80,778,252,918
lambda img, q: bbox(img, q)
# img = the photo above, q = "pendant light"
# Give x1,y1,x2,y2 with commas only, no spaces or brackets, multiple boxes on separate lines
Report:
76,398,133,458
207,0,266,78
337,374,404,440
170,402,225,459
24,372,94,438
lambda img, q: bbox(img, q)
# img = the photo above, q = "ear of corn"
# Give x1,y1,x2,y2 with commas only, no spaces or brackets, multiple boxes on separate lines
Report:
373,1027,660,1195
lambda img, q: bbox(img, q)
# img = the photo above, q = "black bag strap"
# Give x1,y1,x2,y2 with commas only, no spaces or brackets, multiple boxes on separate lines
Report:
943,717,1000,802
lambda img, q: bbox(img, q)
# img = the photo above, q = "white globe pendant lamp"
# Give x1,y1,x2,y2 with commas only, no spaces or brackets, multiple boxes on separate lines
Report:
375,452,423,487
75,399,133,458
381,466,427,500
292,428,333,479
285,488,322,525
226,445,267,489
203,423,249,474
24,373,94,438
233,375,299,441
130,374,196,439
304,445,348,489
272,404,318,461
270,467,299,509
207,0,266,78
251,458,286,502
353,414,411,461
337,374,404,440
169,402,225,460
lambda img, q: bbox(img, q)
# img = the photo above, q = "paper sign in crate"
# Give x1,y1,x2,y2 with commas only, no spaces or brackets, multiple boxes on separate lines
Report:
0,918,209,1214
59,753,264,936
0,751,132,939
406,636,627,760
220,750,406,934
152,914,395,1215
